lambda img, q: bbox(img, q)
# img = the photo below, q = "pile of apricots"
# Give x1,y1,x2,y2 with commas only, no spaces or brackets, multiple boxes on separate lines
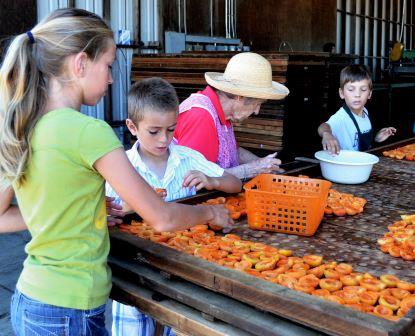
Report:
325,189,367,217
118,222,415,321
383,144,415,161
378,213,415,261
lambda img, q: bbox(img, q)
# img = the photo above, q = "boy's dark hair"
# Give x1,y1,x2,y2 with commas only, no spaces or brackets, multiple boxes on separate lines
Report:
340,64,373,90
128,77,179,123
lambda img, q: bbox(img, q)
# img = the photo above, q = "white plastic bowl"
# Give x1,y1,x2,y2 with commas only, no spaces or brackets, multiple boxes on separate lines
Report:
314,150,379,184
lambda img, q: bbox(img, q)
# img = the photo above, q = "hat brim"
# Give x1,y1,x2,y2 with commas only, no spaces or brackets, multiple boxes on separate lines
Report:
205,72,289,100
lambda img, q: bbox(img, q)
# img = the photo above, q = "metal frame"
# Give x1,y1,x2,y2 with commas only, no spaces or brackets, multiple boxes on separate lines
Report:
336,0,415,80
110,0,136,125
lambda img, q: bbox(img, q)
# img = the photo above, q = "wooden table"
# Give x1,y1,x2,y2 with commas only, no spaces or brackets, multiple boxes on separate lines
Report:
109,139,415,336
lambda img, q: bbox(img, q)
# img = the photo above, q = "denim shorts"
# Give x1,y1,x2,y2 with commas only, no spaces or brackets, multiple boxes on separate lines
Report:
11,289,108,336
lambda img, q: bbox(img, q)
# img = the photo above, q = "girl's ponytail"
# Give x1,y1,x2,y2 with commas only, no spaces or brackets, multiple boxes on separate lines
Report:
0,32,45,189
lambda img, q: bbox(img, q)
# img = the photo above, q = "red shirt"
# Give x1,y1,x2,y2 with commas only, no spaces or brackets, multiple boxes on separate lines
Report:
174,86,232,163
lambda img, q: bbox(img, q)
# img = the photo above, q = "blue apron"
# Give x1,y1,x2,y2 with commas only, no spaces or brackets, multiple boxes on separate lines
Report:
343,104,373,151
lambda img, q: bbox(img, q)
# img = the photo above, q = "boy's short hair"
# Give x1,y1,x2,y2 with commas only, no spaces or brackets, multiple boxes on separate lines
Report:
340,64,373,90
128,77,179,123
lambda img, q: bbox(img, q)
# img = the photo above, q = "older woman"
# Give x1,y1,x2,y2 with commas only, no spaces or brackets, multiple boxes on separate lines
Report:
174,52,290,179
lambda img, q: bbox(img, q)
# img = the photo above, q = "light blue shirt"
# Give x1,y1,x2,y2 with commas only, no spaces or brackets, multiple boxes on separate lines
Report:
106,140,224,204
326,106,372,151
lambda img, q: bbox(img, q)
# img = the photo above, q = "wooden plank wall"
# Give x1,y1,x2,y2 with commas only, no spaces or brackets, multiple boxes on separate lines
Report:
236,0,336,52
161,0,336,52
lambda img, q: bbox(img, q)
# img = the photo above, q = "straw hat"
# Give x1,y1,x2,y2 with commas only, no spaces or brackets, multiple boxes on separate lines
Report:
205,52,289,100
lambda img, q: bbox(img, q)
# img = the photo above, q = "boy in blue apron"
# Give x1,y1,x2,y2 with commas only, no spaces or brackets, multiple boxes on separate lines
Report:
318,64,396,154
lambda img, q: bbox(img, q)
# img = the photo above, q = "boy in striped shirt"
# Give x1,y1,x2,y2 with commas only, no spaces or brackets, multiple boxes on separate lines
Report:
106,77,241,336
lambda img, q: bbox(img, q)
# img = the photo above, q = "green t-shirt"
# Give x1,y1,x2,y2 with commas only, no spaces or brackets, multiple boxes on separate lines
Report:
14,108,122,309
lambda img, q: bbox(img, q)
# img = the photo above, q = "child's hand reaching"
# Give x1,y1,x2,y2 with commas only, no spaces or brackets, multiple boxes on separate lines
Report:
375,127,396,142
182,170,218,191
207,204,235,230
154,188,167,199
106,196,124,226
322,132,341,155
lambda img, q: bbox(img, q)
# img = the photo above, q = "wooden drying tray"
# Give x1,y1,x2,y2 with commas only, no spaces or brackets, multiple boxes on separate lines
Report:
110,146,415,336
109,228,414,336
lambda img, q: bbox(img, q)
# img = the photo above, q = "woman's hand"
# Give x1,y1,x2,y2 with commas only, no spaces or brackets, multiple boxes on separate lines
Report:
182,170,218,191
247,152,282,176
106,196,124,226
375,127,396,142
322,132,340,155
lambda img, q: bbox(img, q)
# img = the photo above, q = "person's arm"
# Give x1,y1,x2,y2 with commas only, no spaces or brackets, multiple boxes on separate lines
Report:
182,170,242,193
0,187,27,233
318,122,340,154
226,152,282,180
237,147,260,164
375,127,397,142
94,148,233,232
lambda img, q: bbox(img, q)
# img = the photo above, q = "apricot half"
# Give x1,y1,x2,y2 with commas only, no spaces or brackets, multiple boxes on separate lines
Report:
359,291,379,306
319,278,343,292
397,281,415,292
298,274,320,288
335,263,353,275
340,274,362,286
324,269,341,279
400,295,415,311
380,274,400,288
303,255,323,267
379,295,400,311
360,278,386,292
373,304,393,317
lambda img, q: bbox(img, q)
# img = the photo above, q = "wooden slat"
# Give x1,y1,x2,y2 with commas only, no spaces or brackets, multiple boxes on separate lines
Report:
233,118,283,127
133,61,288,72
133,55,288,64
233,126,283,137
238,142,283,151
131,72,286,86
234,132,282,146
111,276,255,336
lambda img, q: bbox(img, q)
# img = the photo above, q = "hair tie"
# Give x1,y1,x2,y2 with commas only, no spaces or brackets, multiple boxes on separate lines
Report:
26,31,35,44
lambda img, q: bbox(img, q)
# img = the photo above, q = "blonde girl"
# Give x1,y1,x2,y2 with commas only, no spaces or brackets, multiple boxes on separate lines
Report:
0,8,232,335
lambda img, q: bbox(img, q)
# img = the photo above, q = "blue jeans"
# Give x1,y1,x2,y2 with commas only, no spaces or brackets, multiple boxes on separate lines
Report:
11,289,108,336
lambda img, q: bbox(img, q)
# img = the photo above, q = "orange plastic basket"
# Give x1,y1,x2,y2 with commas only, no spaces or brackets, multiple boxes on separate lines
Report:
243,174,332,236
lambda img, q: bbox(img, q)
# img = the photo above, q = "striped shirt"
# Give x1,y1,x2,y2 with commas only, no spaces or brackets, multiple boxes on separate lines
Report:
107,140,224,336
106,140,224,204
112,301,175,336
